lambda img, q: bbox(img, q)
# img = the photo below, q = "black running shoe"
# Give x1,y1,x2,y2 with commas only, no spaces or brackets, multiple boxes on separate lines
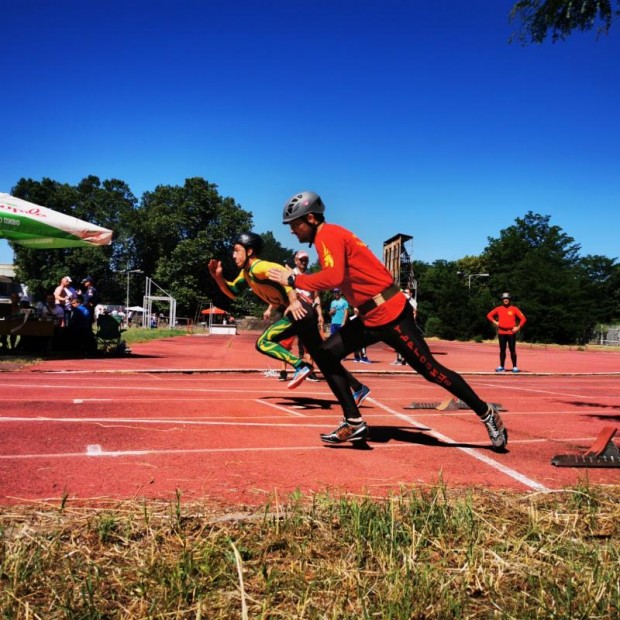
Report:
481,404,508,451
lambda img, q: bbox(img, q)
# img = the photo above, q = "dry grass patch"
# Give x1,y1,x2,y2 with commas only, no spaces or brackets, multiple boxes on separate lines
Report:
1,483,619,618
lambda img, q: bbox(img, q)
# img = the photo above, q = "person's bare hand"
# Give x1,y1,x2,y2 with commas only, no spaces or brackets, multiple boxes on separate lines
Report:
267,267,291,286
285,300,307,321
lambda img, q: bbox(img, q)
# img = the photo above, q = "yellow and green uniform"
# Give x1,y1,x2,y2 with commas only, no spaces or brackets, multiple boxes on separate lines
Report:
224,259,307,368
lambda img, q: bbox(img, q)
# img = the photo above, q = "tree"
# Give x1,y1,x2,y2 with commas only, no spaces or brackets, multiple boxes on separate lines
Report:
510,0,619,43
135,178,254,319
11,176,137,303
483,211,594,343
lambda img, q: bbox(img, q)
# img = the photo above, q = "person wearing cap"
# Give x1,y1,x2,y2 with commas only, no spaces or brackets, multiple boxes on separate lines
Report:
329,288,349,335
80,276,99,324
486,293,527,373
268,190,507,451
292,249,323,381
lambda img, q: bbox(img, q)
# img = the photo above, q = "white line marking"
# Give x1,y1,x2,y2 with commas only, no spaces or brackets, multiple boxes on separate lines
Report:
257,399,307,417
0,417,326,427
369,397,551,492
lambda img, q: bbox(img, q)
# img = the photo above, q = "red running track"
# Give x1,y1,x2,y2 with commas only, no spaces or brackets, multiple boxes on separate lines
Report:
0,333,618,506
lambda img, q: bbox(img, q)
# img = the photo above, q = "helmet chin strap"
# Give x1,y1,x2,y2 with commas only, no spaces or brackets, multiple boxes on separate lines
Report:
305,216,319,247
242,248,254,269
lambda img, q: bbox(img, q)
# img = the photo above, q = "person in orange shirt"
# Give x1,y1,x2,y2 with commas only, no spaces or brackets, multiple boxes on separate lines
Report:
269,190,507,452
486,293,527,373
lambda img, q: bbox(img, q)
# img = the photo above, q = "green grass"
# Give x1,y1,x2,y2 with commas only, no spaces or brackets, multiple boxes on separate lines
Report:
1,484,619,618
122,326,187,346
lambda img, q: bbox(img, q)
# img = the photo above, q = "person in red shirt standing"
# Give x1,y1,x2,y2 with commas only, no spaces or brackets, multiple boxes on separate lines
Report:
268,190,507,452
486,293,527,373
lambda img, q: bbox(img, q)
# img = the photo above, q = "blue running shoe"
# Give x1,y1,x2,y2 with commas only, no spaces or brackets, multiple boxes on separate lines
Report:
352,384,371,407
287,364,312,389
495,366,505,372
512,367,520,373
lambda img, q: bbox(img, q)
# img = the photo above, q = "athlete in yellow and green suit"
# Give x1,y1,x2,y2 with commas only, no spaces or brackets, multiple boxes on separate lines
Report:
208,232,368,398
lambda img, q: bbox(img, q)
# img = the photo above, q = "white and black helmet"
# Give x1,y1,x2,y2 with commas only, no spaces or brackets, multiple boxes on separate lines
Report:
282,191,325,224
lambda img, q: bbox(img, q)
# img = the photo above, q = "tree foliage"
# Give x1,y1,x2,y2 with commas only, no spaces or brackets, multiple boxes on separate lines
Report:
9,176,297,321
7,176,618,344
510,0,619,43
11,176,136,302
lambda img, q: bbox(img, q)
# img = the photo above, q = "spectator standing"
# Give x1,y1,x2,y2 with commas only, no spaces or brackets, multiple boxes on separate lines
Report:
486,293,527,373
80,276,99,323
54,276,75,326
329,288,348,335
293,250,322,381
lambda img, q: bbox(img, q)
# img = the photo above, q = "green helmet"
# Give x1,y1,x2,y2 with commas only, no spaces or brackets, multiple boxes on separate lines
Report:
282,191,325,223
233,232,263,256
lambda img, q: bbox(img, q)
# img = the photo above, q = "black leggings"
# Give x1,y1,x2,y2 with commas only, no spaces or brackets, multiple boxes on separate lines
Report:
320,303,488,420
264,303,364,394
498,334,517,367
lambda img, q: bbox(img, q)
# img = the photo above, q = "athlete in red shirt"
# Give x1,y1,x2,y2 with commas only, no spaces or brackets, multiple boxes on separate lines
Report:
486,293,527,373
269,191,507,451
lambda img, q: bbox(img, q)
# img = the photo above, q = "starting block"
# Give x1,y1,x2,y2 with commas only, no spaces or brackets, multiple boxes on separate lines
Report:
405,398,502,411
551,426,620,468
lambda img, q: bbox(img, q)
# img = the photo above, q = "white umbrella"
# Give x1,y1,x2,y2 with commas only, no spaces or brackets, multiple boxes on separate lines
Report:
0,193,113,249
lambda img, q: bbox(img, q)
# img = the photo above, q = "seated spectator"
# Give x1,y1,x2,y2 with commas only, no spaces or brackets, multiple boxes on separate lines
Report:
97,306,120,330
37,292,65,324
10,299,36,353
0,291,21,351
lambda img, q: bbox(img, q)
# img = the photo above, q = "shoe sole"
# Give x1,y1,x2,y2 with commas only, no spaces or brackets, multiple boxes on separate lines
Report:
354,388,371,407
287,369,311,389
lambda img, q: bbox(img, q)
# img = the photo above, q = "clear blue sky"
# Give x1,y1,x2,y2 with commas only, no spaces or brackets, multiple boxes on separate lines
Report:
1,0,618,265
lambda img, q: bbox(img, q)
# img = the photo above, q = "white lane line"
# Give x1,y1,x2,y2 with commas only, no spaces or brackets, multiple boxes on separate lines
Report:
0,440,546,460
369,397,551,492
257,399,307,417
0,417,327,427
0,382,302,394
472,381,617,400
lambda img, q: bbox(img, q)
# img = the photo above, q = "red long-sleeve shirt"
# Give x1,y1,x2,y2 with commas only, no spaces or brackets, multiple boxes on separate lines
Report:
486,304,527,335
294,223,406,327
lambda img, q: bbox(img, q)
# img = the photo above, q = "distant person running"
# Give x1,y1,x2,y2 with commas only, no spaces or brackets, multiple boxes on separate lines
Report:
486,292,527,373
268,190,507,451
208,232,370,404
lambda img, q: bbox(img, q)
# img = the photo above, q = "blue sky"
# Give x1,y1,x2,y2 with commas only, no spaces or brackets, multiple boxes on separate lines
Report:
1,0,619,265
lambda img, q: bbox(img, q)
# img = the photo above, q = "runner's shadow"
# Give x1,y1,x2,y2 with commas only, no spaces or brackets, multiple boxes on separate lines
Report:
265,396,336,410
324,426,506,452
563,400,620,410
369,426,486,449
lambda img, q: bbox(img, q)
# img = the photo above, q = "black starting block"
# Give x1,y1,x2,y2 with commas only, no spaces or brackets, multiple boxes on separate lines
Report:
551,426,620,468
405,398,503,411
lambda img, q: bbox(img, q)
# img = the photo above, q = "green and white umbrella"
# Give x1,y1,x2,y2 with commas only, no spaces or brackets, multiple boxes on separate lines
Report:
0,193,113,249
